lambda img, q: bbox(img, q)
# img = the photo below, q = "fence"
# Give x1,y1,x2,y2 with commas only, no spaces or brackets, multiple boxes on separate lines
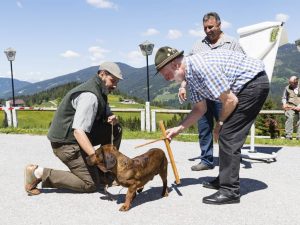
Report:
1,101,285,132
0,101,146,131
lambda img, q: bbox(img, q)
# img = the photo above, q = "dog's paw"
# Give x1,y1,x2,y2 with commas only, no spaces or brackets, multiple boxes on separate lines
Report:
162,189,169,197
119,204,130,211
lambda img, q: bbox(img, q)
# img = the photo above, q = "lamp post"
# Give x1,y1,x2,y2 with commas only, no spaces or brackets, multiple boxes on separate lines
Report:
4,47,16,106
295,39,300,52
139,40,154,102
139,40,154,132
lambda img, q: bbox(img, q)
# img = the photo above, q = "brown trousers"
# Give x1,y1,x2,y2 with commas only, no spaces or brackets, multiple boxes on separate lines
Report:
42,123,122,192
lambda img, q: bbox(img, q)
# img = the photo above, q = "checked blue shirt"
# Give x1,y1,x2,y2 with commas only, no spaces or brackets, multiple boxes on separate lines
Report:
185,49,265,104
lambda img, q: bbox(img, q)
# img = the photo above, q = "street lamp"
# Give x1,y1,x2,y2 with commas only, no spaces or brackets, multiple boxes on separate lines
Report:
295,39,300,52
139,40,154,102
139,40,154,132
4,47,16,106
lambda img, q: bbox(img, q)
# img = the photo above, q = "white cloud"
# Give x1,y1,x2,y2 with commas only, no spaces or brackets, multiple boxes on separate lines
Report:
16,1,23,8
221,20,232,29
189,29,205,37
124,50,144,67
60,50,80,58
86,0,118,10
142,28,159,36
88,46,110,65
276,13,289,22
167,29,182,40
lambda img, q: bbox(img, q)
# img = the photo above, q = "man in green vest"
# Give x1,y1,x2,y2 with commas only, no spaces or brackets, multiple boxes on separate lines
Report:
282,75,300,140
24,62,123,195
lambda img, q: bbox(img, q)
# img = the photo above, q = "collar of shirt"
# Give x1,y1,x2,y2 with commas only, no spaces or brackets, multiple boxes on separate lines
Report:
202,33,232,49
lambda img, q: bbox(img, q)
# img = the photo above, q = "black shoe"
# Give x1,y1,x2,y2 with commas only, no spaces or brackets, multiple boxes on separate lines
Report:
191,163,214,171
202,191,240,205
202,178,220,190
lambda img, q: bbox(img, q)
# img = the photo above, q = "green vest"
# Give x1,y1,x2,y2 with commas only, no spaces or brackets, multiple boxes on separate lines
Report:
285,85,300,106
47,75,108,144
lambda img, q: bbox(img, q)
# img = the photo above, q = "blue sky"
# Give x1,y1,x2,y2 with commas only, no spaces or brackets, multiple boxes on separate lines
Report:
0,0,299,82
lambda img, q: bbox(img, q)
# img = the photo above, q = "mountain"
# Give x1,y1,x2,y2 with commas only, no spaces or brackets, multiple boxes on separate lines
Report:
0,62,173,103
270,43,300,106
1,43,300,108
0,78,31,98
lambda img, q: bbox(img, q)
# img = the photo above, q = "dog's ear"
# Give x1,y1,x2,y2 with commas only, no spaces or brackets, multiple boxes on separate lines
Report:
104,152,116,170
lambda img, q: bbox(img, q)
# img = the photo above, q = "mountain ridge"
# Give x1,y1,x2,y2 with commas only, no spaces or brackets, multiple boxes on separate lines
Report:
1,43,300,108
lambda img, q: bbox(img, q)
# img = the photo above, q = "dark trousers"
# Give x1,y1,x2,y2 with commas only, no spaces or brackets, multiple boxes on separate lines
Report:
42,123,122,192
218,71,269,196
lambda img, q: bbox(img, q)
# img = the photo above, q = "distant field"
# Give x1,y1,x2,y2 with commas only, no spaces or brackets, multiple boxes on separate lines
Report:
0,94,183,129
17,111,55,129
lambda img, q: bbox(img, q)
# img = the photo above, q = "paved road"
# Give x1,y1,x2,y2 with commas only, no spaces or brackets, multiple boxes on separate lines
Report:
0,134,299,225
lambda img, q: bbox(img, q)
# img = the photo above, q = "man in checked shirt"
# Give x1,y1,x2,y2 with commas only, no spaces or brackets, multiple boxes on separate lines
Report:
154,46,269,205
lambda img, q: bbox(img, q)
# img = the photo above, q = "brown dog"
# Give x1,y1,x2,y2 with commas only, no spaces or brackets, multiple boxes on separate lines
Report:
87,144,168,211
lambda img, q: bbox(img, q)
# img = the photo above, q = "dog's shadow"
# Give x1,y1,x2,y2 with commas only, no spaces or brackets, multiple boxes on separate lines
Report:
101,186,171,210
102,176,267,210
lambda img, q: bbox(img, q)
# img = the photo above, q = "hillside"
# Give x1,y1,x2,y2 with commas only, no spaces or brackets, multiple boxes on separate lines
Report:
0,78,31,97
1,43,300,108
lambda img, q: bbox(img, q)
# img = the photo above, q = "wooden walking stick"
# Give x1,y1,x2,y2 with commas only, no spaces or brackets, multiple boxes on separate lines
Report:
134,137,167,149
159,120,181,184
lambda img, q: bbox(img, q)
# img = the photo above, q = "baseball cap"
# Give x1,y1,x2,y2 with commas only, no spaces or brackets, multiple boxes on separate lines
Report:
99,62,123,80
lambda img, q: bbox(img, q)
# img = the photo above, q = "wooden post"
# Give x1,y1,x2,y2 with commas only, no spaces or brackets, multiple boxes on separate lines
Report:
159,120,180,184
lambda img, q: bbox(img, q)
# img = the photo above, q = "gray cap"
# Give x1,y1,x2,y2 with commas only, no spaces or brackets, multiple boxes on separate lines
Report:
99,62,123,80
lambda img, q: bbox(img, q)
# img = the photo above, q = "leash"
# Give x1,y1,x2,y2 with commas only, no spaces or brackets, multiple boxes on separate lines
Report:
111,123,114,145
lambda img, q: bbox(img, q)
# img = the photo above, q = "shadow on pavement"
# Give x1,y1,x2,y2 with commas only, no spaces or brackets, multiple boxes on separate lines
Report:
175,176,267,197
109,186,171,210
242,146,283,154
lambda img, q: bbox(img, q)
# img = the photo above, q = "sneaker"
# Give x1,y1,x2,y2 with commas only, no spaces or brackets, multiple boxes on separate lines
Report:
191,162,214,171
24,164,42,195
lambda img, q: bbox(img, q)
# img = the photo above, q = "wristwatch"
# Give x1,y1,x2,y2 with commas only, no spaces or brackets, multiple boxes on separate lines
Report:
218,121,224,126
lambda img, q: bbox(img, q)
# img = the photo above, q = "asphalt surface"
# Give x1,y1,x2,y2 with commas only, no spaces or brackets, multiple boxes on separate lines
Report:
0,134,299,225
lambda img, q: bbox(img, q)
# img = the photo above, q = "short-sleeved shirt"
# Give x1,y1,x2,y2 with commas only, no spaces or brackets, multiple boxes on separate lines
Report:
191,34,245,54
71,92,98,133
185,49,265,104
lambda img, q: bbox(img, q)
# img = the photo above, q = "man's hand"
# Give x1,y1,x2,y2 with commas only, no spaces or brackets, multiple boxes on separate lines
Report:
178,80,187,104
283,104,295,111
107,115,118,125
178,87,187,104
165,125,184,141
213,124,222,142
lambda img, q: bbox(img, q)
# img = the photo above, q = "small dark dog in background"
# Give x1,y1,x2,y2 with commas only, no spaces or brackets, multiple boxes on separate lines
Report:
87,144,168,211
265,118,280,139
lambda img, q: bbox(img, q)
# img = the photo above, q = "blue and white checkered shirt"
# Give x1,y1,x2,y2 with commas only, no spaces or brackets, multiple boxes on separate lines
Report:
185,49,265,104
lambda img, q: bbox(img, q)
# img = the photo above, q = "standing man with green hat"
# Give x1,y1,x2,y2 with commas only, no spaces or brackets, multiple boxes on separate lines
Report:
25,62,123,195
154,46,269,205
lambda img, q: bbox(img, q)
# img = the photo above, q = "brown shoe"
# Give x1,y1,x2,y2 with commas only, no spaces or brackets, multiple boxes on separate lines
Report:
191,163,214,171
24,164,42,195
